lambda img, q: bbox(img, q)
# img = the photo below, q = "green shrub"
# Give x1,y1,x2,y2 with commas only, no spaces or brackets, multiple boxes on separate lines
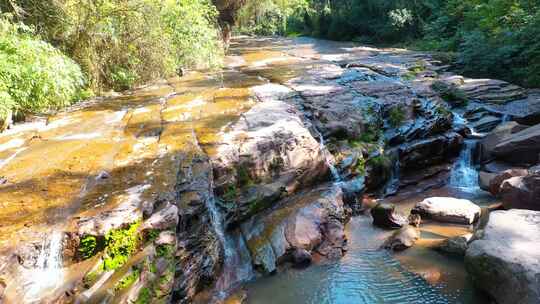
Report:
388,107,406,127
0,15,85,121
5,0,223,91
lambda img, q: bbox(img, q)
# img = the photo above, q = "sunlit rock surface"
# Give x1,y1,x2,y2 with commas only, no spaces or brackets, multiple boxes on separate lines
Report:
466,209,540,304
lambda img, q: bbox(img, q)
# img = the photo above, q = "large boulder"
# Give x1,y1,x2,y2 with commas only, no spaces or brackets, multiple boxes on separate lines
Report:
212,85,330,226
240,185,348,274
492,123,540,165
499,174,540,211
411,197,481,225
478,121,529,163
488,168,529,196
465,209,540,304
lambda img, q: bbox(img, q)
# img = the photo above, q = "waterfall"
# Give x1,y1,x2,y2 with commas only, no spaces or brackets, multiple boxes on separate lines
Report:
24,231,64,302
383,158,400,196
314,128,341,182
450,139,480,192
501,114,511,123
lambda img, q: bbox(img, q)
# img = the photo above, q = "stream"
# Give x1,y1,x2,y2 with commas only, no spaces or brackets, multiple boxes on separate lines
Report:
0,36,501,303
240,137,490,304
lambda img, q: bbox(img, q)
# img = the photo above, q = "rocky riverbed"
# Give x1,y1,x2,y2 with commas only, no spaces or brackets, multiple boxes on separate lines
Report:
0,36,539,304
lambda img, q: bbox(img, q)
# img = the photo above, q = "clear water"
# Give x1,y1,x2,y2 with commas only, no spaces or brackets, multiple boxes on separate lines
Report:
245,216,485,304
450,140,480,193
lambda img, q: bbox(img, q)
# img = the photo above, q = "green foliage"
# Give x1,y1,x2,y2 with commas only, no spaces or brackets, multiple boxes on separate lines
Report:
115,268,141,291
0,15,85,121
388,107,406,127
136,287,152,304
103,221,141,271
78,235,98,260
156,244,175,258
431,80,468,105
5,0,223,91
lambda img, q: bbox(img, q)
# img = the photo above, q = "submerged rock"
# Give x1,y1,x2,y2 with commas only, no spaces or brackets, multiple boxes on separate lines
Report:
381,214,422,251
411,197,481,225
466,209,540,304
436,233,473,257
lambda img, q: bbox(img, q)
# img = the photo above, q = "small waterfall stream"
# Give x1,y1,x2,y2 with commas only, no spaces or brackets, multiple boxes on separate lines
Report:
24,231,64,302
450,139,480,192
314,128,342,182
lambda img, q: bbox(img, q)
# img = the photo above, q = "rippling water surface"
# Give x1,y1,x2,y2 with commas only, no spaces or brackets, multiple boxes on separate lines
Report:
245,203,489,304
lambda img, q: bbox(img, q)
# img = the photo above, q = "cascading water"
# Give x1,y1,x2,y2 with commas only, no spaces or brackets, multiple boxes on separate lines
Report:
383,156,401,197
314,128,341,182
24,231,64,302
450,139,480,192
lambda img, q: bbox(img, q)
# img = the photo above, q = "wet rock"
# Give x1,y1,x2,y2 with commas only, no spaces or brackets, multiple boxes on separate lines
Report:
488,168,529,196
465,209,540,304
436,233,473,256
381,214,422,251
291,248,312,268
478,121,529,163
485,92,540,125
142,203,179,231
499,174,540,211
370,203,408,229
399,132,463,171
469,115,501,133
492,123,540,165
482,160,525,173
212,91,330,226
411,197,481,225
339,176,365,214
478,171,496,192
240,185,348,274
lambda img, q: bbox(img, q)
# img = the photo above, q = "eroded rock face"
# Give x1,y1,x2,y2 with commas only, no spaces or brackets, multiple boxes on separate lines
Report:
212,85,330,226
240,185,348,274
499,174,540,211
465,209,540,304
411,197,481,225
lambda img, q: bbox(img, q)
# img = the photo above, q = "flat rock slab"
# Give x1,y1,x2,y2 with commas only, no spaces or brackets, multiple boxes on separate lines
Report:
466,209,540,304
411,197,481,225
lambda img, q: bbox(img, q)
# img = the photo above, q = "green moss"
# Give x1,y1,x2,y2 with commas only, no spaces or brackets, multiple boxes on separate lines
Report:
388,107,406,127
367,154,392,169
145,229,160,243
136,287,152,304
236,163,255,187
354,157,367,175
222,184,238,203
102,221,141,271
79,235,98,260
156,244,175,258
114,268,141,291
83,268,102,288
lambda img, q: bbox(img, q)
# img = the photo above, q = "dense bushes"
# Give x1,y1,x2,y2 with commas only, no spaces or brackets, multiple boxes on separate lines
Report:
3,0,224,91
0,0,225,124
0,16,85,123
240,0,540,88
